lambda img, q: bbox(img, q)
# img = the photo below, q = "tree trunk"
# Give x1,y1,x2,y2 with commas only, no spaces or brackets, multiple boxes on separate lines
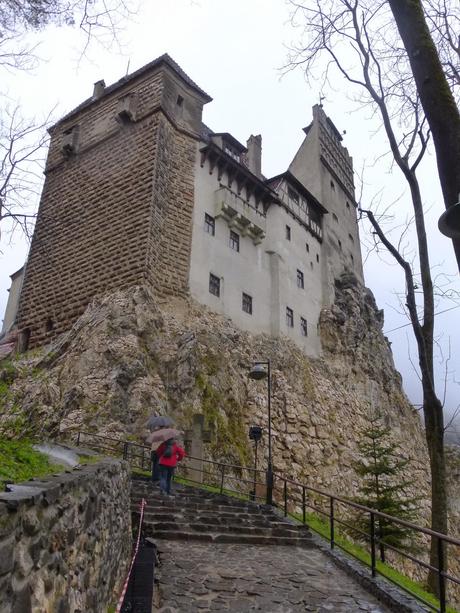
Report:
423,389,448,596
388,0,460,272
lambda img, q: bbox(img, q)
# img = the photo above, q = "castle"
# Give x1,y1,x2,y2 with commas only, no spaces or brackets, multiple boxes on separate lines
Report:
9,54,364,356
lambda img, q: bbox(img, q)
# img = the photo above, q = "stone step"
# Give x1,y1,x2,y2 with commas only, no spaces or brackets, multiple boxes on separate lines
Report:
139,511,287,526
144,520,304,537
132,500,268,515
144,528,313,546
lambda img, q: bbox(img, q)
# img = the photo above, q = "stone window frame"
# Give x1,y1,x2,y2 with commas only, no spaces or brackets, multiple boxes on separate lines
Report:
296,269,304,289
209,273,220,297
204,213,215,236
300,317,308,337
286,306,294,328
229,230,240,252
242,292,253,315
286,225,291,241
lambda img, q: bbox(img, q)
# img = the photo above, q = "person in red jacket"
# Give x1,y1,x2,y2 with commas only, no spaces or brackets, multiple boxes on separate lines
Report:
156,438,185,496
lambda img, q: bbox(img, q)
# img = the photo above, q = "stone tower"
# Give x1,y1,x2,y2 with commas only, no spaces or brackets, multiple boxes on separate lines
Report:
16,55,212,348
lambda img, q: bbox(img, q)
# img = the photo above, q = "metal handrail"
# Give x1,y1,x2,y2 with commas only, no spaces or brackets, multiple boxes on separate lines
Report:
75,430,460,613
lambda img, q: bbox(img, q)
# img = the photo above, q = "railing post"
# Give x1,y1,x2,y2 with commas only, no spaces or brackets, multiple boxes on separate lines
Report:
302,486,306,525
123,442,129,461
220,464,225,494
283,480,287,517
76,431,81,446
370,512,376,578
438,536,446,613
330,498,335,550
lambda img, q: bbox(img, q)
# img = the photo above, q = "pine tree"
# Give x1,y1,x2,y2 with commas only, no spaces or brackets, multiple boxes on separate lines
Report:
353,414,420,562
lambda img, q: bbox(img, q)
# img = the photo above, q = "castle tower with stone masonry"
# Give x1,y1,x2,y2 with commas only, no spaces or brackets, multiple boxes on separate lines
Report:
15,54,364,356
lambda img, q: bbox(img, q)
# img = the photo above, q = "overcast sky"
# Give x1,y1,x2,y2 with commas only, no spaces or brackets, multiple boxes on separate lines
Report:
1,0,459,418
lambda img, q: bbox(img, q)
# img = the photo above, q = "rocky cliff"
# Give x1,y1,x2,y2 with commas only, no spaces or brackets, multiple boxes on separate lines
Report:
0,274,432,502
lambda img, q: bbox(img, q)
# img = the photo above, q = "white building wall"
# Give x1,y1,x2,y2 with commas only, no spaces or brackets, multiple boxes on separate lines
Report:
189,149,323,357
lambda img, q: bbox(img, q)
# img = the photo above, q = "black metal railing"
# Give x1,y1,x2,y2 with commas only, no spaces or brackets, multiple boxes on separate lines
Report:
75,431,460,613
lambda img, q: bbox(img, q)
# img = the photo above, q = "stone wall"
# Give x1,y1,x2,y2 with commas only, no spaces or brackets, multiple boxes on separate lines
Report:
0,458,131,613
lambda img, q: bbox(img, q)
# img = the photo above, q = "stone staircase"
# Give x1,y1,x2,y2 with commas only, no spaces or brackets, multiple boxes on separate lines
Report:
131,477,313,547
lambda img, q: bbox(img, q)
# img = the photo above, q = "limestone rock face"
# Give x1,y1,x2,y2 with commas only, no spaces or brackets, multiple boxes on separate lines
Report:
0,277,430,497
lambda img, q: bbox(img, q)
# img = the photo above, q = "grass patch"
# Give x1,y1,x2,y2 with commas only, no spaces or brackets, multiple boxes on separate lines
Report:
0,439,65,490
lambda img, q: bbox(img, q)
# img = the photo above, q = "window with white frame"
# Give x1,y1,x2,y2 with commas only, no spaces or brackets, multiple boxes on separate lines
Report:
297,269,304,289
204,213,215,235
242,293,252,315
209,273,220,297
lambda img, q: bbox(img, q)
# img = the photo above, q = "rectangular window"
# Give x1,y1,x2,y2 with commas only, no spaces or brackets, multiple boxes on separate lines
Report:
286,225,291,241
297,269,304,289
229,230,240,252
286,307,294,328
242,293,253,315
209,273,220,297
301,317,308,337
306,242,310,253
204,213,215,235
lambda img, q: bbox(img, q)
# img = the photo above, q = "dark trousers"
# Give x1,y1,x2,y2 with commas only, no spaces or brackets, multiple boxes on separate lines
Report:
151,451,160,482
159,465,175,494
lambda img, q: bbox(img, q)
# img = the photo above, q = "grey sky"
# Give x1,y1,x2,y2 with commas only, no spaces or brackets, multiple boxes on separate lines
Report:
1,0,458,416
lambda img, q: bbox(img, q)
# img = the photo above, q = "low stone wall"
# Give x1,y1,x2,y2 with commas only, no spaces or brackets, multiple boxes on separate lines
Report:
0,458,131,612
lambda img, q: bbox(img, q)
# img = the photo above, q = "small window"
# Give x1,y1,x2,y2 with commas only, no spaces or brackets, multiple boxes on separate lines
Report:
204,213,215,236
300,317,308,337
286,225,291,241
316,254,319,263
346,201,350,210
348,233,354,243
310,262,314,270
176,95,184,107
286,307,294,328
306,243,310,253
229,230,240,252
242,293,253,315
297,269,304,289
338,239,342,251
209,273,220,297
332,213,338,223
330,180,335,191
351,253,354,264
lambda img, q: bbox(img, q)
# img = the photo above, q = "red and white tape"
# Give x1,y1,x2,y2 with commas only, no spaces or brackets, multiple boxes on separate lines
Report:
116,497,147,612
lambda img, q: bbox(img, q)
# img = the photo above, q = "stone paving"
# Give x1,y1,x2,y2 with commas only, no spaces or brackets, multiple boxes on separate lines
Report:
153,541,392,612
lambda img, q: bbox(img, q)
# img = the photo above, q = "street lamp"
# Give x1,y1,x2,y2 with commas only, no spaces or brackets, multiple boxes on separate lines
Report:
249,425,263,501
438,194,460,239
248,360,273,505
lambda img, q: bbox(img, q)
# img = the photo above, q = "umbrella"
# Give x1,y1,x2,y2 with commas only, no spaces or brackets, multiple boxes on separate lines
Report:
147,428,181,445
145,415,174,431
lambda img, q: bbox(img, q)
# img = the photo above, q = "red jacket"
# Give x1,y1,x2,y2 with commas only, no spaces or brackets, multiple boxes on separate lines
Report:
156,441,185,467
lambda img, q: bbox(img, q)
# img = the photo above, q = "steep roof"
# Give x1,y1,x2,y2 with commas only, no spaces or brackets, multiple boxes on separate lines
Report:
54,53,212,128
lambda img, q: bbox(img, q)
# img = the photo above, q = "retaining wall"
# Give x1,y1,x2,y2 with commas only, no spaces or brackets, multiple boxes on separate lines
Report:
0,458,131,612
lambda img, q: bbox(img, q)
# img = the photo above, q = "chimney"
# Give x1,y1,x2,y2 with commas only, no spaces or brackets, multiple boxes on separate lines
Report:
246,134,262,178
93,79,106,99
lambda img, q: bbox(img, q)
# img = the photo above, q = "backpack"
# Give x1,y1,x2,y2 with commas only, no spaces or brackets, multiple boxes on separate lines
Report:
163,439,174,458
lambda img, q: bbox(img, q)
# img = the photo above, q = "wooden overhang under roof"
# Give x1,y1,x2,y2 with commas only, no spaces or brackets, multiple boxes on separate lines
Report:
199,142,279,210
266,171,328,216
211,132,248,153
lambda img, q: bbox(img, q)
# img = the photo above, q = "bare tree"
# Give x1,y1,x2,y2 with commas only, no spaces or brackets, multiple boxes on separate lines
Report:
0,105,50,244
287,0,448,595
387,0,460,272
0,0,140,244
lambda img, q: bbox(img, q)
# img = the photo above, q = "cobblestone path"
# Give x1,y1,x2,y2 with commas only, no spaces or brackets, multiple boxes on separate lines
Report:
154,541,392,612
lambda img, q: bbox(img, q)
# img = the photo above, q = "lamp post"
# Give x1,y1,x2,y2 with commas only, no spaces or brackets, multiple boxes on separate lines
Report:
249,425,263,501
438,193,460,239
248,360,273,505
